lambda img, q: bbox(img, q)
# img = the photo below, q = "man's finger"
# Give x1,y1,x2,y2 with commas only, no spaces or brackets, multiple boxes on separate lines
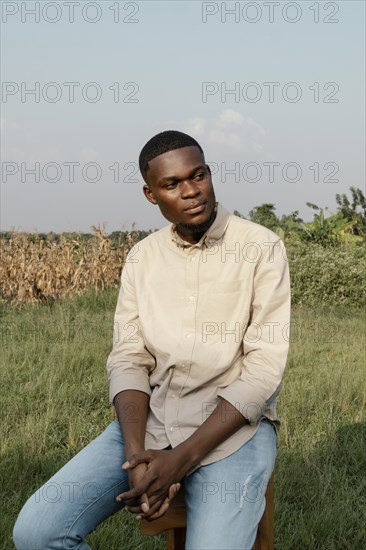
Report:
146,498,171,521
116,489,150,512
125,504,142,514
123,492,151,515
137,498,167,520
117,479,152,502
168,482,181,500
117,491,139,503
122,451,152,469
140,493,150,513
144,484,180,521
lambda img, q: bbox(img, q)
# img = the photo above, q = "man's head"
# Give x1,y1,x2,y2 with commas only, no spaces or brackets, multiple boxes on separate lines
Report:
139,130,216,243
139,130,203,183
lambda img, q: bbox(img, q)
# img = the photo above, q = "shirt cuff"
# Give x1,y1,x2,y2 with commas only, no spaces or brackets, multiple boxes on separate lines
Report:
217,380,269,424
109,370,152,404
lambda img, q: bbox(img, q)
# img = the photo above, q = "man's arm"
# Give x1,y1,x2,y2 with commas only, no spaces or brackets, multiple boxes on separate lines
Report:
216,237,291,423
107,251,154,406
113,389,150,515
113,390,149,460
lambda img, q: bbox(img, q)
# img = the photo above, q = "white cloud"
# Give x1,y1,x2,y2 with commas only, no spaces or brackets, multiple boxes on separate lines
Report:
217,109,244,128
184,110,266,155
184,117,206,137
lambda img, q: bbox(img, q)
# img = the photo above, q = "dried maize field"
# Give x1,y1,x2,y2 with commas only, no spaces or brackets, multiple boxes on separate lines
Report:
0,228,140,306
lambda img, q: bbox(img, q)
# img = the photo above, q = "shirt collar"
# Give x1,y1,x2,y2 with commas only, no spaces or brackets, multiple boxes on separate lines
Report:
170,202,231,249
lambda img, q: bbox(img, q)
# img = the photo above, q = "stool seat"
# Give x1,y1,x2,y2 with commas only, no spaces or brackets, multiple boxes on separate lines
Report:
140,473,274,549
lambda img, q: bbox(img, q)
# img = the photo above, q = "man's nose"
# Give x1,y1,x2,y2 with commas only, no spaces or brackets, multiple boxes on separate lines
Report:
180,180,200,198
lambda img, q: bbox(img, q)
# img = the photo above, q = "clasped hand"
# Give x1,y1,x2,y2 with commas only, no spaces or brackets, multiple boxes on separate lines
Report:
116,448,187,521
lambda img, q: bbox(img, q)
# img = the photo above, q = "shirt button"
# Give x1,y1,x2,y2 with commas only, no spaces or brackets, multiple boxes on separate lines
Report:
186,333,193,339
190,256,196,261
181,363,186,368
189,295,195,301
170,427,174,432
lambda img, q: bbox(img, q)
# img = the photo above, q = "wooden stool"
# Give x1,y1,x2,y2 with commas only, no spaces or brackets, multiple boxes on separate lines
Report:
140,474,274,550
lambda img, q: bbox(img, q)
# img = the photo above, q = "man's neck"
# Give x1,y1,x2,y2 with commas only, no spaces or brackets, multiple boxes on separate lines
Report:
175,205,217,244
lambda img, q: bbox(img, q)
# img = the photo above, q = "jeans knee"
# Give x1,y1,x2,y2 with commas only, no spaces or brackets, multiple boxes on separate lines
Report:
13,500,52,550
13,510,30,550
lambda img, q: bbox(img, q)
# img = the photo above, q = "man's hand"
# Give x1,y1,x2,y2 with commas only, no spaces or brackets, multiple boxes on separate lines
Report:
116,448,188,520
124,482,181,522
121,462,150,516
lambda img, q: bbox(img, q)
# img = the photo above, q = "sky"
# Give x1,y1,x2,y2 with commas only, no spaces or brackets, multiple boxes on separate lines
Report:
1,0,365,233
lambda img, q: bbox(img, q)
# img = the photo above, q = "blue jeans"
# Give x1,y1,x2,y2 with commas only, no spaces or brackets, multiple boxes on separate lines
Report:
13,418,276,550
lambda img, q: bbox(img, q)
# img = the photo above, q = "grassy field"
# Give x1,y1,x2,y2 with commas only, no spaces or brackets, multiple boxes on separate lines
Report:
1,290,365,549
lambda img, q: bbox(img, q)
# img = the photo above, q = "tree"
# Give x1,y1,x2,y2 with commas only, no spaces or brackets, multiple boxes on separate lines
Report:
232,189,366,245
296,203,362,246
335,187,366,237
248,203,279,231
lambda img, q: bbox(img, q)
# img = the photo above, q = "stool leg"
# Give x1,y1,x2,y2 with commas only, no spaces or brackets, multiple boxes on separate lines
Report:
167,527,186,550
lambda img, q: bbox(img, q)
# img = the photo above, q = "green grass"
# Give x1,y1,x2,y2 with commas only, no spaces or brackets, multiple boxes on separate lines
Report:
1,290,365,549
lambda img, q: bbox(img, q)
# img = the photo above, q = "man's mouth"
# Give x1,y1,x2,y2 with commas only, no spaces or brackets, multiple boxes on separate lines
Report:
184,202,206,214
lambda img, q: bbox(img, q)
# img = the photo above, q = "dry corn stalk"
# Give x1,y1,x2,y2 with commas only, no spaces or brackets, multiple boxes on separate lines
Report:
0,228,139,305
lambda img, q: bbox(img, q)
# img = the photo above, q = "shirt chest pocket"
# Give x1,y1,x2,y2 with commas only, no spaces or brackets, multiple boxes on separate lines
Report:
212,281,245,293
199,281,251,327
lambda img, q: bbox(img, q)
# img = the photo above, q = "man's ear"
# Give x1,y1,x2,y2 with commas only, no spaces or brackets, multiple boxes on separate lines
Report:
143,184,158,205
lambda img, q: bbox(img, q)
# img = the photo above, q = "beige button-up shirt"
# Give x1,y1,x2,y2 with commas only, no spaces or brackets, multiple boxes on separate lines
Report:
107,203,291,466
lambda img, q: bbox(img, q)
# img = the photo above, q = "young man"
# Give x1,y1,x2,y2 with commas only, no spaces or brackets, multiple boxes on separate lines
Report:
14,131,290,550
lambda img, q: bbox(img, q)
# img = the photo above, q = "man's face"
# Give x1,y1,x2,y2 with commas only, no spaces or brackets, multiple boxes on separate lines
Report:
143,146,216,227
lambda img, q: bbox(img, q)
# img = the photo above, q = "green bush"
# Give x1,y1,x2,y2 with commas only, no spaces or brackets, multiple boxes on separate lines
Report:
287,242,366,307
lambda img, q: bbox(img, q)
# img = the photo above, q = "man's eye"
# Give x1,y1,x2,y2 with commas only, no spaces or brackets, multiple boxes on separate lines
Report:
194,173,205,180
166,182,177,189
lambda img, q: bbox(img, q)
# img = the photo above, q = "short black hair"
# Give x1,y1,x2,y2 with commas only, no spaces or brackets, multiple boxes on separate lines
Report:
139,130,203,182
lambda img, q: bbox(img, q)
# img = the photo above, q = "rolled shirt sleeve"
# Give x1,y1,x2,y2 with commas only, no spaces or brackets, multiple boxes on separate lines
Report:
107,250,155,404
217,238,291,424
